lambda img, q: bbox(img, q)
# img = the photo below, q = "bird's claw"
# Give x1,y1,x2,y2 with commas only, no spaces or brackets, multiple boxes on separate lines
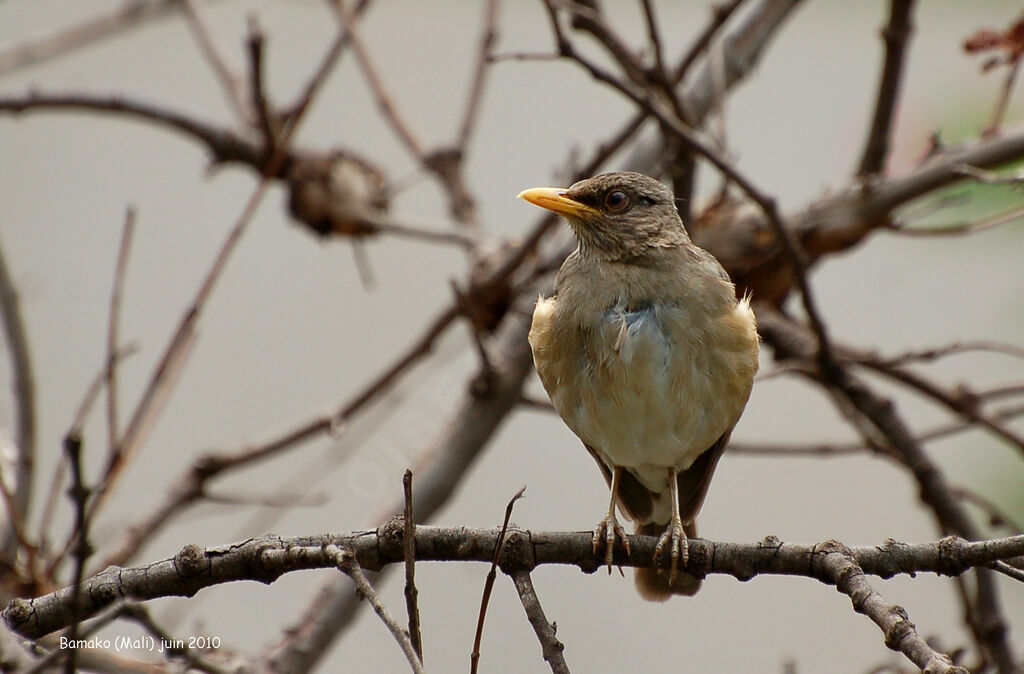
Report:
592,513,630,573
653,518,687,588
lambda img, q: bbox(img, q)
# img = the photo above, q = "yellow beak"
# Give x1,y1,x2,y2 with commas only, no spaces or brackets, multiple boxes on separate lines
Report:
517,187,599,218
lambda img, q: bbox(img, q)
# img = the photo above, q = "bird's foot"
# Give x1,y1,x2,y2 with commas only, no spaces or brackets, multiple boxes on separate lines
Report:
592,512,630,573
653,516,688,588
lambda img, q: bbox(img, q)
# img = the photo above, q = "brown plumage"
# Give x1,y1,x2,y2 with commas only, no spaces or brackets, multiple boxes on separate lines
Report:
519,172,759,600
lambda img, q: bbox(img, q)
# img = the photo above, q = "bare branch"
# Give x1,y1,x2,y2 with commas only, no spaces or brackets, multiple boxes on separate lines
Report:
402,470,423,664
0,230,35,566
0,92,264,167
179,0,249,126
105,209,135,459
988,58,1022,136
457,0,501,152
857,0,916,176
325,544,425,674
511,570,570,674
246,18,278,148
640,0,668,82
673,0,747,82
60,432,90,674
471,486,525,674
0,0,203,76
9,528,1023,641
333,1,425,161
813,540,965,673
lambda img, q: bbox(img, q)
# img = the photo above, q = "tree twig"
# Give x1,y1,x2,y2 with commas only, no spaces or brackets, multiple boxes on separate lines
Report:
402,470,423,664
325,544,425,674
812,540,965,673
471,485,526,674
856,0,916,176
511,570,569,674
0,229,35,565
457,0,501,152
60,432,90,674
0,0,202,75
179,0,249,126
105,208,135,460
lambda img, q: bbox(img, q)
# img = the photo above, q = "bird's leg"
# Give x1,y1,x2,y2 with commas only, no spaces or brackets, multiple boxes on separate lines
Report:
653,467,687,587
592,466,630,573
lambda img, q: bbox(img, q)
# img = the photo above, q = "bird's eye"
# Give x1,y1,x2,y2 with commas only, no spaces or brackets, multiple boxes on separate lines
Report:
604,190,629,212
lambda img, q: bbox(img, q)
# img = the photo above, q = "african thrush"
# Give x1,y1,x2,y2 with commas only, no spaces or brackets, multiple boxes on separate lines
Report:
519,172,759,600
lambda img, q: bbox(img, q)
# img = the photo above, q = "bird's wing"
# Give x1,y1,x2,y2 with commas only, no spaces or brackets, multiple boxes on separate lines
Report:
676,429,732,523
583,443,654,523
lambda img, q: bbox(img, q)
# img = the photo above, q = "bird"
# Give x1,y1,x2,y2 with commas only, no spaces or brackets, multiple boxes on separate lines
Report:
518,172,759,600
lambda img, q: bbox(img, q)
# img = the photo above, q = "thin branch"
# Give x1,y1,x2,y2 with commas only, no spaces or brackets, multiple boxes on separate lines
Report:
179,0,249,125
200,489,328,509
627,0,803,169
870,340,1024,366
61,432,90,674
511,570,569,674
950,162,1024,186
368,217,475,248
639,0,667,83
986,58,1022,136
402,470,423,664
0,229,36,565
672,0,747,82
471,486,526,674
325,544,425,674
0,92,265,167
105,208,135,457
950,485,1023,534
889,198,1024,237
333,1,425,160
37,345,136,577
857,0,916,176
991,560,1024,583
0,0,199,75
730,400,1024,458
457,0,501,151
853,357,1024,457
246,17,277,148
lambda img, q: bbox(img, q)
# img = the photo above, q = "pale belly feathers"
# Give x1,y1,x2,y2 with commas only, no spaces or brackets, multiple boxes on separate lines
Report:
530,294,756,499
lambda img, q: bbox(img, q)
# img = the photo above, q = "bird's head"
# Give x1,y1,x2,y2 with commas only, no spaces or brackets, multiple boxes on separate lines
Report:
518,172,690,261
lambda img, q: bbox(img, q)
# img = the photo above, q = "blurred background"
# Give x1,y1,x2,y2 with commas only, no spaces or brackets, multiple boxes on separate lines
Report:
1,1,1023,671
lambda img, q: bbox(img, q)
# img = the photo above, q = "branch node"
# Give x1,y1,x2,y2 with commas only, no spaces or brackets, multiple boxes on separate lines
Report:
173,544,207,578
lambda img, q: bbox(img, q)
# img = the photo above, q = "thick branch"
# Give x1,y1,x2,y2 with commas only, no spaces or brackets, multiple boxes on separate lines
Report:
7,528,1021,640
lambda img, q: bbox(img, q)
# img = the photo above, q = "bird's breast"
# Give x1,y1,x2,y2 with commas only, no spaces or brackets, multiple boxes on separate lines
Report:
530,290,757,493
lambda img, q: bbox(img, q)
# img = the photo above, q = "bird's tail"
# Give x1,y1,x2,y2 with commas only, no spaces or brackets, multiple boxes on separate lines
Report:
633,521,702,601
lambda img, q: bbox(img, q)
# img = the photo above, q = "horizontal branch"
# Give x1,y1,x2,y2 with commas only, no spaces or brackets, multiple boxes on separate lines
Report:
7,526,1022,639
0,92,265,167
